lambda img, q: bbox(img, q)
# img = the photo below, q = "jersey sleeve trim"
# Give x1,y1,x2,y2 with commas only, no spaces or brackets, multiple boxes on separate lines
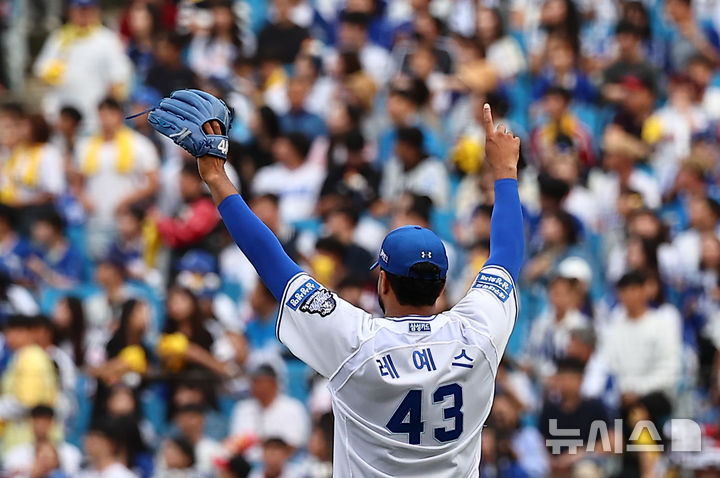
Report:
275,271,309,343
474,264,519,325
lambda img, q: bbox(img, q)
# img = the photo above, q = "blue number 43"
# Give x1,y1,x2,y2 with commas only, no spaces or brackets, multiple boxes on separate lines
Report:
386,383,463,444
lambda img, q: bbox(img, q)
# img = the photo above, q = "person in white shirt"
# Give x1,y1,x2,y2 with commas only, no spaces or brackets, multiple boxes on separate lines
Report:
252,133,325,224
380,126,449,209
74,98,159,258
2,405,82,477
671,195,720,279
81,418,138,478
600,270,681,405
33,0,132,131
0,113,65,212
229,363,310,459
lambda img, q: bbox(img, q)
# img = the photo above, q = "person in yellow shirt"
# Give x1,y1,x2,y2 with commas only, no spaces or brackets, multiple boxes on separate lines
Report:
0,315,59,451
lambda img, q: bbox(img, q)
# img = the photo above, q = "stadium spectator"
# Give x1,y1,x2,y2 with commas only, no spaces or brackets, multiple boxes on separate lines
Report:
82,417,138,478
145,32,198,98
75,98,159,258
229,363,310,457
34,0,132,130
252,132,325,223
27,210,84,289
256,0,309,65
170,403,225,476
2,405,82,477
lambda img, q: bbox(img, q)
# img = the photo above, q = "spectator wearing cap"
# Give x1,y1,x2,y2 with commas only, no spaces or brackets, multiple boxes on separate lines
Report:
144,32,199,98
278,76,327,139
538,358,611,477
26,210,85,289
256,0,309,65
380,126,449,209
33,0,132,131
152,161,221,258
602,21,657,104
334,10,392,86
2,405,83,477
522,275,590,381
252,132,326,223
74,98,160,259
229,363,310,459
608,74,656,145
0,315,59,451
81,417,137,478
169,403,225,476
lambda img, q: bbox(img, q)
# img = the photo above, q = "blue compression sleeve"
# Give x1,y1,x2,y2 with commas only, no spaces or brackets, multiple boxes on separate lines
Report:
218,194,302,301
485,178,524,282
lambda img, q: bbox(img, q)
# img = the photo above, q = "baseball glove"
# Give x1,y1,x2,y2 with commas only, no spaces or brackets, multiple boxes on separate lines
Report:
145,89,232,160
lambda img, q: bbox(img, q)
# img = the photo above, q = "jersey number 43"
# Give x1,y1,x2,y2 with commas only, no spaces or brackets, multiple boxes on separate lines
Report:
386,383,463,444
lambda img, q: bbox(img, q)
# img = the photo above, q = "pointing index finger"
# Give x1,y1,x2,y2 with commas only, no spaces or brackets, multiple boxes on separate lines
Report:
482,103,494,135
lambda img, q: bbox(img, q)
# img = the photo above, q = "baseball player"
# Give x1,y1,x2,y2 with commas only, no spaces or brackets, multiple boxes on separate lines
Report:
144,90,523,477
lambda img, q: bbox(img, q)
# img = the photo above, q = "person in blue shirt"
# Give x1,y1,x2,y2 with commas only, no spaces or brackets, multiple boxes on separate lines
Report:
0,204,35,283
26,209,85,289
244,282,282,353
279,76,327,139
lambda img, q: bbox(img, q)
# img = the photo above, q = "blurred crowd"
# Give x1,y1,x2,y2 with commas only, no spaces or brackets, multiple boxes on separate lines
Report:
2,0,720,476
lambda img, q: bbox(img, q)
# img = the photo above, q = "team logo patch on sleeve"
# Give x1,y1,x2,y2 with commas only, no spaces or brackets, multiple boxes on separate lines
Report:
472,272,513,302
286,279,337,317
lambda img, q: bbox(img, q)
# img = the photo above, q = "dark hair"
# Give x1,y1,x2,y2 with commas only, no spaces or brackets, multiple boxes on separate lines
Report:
281,132,312,158
30,405,55,419
107,299,144,357
226,453,252,478
157,31,188,50
54,296,86,367
385,262,446,306
59,105,83,124
208,0,242,49
542,0,581,53
615,20,642,37
555,357,585,374
543,209,578,245
328,206,360,227
315,236,347,259
168,434,196,466
616,269,648,289
341,10,371,28
98,97,123,112
34,209,65,234
181,161,202,181
252,193,280,207
164,286,214,350
543,84,572,102
338,50,363,75
26,114,51,143
0,203,16,226
403,194,433,223
396,126,424,150
0,102,25,119
258,105,279,139
344,129,365,152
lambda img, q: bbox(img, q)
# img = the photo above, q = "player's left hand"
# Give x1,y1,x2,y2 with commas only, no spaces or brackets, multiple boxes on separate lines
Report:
144,89,232,160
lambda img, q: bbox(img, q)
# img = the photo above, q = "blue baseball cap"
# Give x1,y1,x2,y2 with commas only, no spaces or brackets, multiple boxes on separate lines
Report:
370,225,448,279
70,0,98,6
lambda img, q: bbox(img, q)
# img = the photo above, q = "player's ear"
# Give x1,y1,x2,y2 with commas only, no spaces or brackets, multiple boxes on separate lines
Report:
378,270,390,295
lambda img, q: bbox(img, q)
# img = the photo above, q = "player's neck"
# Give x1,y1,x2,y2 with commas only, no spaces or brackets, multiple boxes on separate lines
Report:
384,303,436,318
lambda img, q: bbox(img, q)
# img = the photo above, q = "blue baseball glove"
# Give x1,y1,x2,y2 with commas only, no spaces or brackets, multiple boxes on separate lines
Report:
146,89,232,160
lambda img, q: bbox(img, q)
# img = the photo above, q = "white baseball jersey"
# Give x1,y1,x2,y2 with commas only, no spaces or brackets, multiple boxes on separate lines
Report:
277,265,517,478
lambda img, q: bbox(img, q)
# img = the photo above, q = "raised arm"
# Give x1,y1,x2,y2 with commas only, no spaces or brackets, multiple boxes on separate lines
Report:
196,121,302,300
481,104,524,282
